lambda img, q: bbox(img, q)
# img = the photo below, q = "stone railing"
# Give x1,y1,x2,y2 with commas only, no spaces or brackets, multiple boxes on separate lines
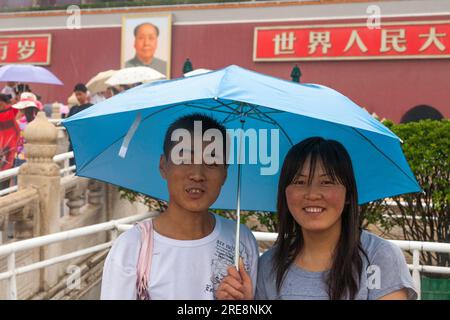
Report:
0,112,152,299
0,113,109,298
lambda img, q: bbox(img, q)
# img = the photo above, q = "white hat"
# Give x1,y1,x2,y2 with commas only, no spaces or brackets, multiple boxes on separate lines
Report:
12,92,38,109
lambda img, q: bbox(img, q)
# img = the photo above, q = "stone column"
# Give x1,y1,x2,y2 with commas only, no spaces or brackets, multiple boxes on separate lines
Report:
51,102,61,120
88,180,103,206
18,112,61,291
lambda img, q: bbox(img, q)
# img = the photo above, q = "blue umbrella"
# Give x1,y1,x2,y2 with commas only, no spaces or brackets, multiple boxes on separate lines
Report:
63,65,420,266
0,64,63,85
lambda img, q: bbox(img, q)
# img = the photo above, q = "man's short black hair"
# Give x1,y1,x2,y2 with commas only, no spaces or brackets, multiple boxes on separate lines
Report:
74,83,88,93
163,113,228,164
134,23,160,37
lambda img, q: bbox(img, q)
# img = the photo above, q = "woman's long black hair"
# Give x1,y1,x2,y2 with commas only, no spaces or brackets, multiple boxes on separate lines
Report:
24,107,38,123
273,137,366,300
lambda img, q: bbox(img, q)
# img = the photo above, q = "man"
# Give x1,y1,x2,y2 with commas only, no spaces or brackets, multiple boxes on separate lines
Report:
125,22,167,75
67,83,93,166
100,114,259,300
68,83,93,118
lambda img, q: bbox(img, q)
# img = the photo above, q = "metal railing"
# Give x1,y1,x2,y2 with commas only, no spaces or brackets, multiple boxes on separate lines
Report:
0,212,156,300
1,212,449,300
0,151,75,196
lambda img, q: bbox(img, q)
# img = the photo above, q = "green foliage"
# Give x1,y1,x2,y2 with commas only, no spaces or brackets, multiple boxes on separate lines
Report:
390,120,449,211
362,119,449,267
119,187,167,212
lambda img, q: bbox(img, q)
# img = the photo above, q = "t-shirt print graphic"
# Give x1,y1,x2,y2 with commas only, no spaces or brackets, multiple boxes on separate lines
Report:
208,239,251,294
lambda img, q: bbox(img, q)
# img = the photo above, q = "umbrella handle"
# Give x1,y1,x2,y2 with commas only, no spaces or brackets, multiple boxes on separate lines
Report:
234,119,245,269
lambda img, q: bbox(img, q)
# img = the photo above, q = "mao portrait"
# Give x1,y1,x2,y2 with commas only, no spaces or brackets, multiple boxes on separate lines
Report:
121,14,172,78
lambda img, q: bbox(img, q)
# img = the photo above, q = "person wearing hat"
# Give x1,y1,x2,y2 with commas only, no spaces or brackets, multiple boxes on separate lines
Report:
11,92,39,167
0,93,20,188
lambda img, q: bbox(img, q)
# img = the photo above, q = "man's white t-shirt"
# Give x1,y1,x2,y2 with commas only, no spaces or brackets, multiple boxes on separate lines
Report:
100,214,259,300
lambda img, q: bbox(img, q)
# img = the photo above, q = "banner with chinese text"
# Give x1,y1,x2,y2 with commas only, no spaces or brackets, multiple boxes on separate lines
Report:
0,34,52,65
253,21,450,61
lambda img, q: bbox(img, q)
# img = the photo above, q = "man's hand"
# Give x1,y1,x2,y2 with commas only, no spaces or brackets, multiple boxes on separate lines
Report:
216,258,254,300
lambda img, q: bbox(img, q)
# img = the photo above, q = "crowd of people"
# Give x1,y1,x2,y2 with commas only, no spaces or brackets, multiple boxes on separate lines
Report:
0,78,143,183
0,81,102,188
0,83,42,186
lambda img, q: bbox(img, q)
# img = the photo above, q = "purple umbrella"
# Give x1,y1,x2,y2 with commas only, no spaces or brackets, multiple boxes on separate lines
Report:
0,64,63,85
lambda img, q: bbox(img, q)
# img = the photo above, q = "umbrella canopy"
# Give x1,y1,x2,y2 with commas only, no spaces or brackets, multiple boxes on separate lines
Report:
86,69,117,94
0,64,63,85
63,65,421,213
184,68,212,77
105,67,165,86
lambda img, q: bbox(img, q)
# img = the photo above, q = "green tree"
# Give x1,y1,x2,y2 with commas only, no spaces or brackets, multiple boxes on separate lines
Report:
364,119,449,267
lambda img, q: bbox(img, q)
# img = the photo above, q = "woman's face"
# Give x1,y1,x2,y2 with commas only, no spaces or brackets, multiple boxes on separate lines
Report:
285,157,347,233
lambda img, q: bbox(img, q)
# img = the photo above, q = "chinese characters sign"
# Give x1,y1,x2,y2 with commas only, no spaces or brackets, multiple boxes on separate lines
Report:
253,21,450,61
0,34,51,65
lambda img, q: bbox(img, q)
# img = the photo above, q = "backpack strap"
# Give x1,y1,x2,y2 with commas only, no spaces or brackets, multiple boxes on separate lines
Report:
136,220,154,300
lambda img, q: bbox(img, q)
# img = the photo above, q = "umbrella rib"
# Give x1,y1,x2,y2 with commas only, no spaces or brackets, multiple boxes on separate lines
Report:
183,103,237,115
351,127,420,188
215,99,242,113
218,102,294,147
224,104,243,123
251,107,294,146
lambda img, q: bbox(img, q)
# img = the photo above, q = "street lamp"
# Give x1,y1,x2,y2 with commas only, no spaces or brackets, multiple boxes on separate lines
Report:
183,58,193,74
291,64,302,83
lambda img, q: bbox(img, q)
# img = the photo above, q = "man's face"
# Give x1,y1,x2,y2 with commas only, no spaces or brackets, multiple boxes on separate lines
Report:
74,90,87,105
134,24,158,63
159,140,227,214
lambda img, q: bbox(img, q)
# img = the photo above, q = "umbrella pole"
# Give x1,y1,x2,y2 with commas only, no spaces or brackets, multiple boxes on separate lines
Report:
234,119,245,269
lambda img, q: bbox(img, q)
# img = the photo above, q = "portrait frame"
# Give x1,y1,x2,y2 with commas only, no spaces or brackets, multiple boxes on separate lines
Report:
121,13,172,78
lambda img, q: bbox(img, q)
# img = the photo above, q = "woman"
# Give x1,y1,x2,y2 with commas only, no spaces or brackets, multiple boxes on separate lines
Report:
12,92,39,167
217,137,417,300
0,94,20,188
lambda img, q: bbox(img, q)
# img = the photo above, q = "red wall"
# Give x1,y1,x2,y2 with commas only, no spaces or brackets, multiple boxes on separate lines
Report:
1,16,449,123
0,27,121,106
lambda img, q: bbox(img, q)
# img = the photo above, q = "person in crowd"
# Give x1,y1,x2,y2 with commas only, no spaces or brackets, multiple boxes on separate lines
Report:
0,93,20,188
67,83,93,118
66,83,94,166
11,92,39,167
1,81,17,101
